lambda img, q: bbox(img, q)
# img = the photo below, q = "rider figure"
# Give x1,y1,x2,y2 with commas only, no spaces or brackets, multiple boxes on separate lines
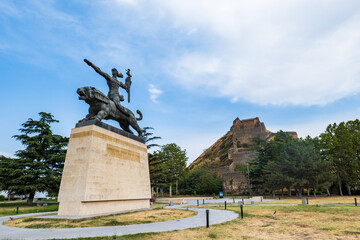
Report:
84,59,129,116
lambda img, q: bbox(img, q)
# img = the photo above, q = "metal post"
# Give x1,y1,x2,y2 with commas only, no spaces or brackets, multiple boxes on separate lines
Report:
233,197,235,203
16,207,19,214
240,205,243,219
225,201,227,210
355,198,357,206
206,209,209,228
306,198,309,205
203,199,205,204
197,200,199,206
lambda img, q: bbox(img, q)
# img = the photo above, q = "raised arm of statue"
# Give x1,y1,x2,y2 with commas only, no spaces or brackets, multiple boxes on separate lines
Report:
84,59,110,80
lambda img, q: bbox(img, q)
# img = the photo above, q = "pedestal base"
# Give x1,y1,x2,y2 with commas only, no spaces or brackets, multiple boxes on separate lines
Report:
58,121,151,216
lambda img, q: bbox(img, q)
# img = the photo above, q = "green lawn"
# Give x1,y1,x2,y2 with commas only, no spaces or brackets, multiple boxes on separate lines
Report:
0,200,58,216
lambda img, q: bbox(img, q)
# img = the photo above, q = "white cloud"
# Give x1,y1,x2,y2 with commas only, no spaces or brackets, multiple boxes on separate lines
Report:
154,0,360,106
148,84,162,103
0,152,15,158
4,0,360,106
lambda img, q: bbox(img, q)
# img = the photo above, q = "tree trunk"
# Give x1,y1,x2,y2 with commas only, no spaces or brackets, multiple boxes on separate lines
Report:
307,188,310,197
337,170,343,196
27,192,35,205
151,187,154,198
288,187,291,196
347,185,351,196
272,192,275,198
156,187,159,197
176,180,178,195
281,188,284,197
161,188,163,197
298,188,302,198
313,185,316,197
326,188,330,196
169,184,172,197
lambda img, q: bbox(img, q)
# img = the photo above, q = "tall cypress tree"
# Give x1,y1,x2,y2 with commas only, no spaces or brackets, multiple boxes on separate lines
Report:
2,112,68,204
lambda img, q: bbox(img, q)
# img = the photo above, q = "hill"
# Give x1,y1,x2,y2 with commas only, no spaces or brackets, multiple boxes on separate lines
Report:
188,117,297,194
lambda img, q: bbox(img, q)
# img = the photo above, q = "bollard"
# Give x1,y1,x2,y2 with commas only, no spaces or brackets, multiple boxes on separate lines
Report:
240,205,243,219
355,198,357,206
206,209,210,228
16,207,19,214
225,201,227,209
197,200,199,206
242,198,244,205
203,199,205,204
233,198,235,203
306,198,309,205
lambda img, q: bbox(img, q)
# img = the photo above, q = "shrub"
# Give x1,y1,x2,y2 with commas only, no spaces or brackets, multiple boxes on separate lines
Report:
0,195,5,201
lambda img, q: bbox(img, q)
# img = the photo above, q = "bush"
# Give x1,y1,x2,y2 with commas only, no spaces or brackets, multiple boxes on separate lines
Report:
179,169,222,195
0,195,5,201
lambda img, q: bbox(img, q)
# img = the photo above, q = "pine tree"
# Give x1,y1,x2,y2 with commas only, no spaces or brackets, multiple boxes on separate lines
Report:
1,112,68,205
320,121,359,195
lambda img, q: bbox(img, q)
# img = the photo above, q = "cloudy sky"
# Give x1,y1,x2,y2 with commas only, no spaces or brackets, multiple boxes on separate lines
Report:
1,0,360,164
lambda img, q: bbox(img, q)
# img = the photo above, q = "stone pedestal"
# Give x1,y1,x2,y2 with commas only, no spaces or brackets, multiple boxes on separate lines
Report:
58,121,151,216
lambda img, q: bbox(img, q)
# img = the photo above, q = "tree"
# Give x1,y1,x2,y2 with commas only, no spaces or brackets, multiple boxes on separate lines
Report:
148,151,166,190
249,131,294,193
0,112,68,205
320,121,360,195
179,168,222,195
142,127,161,149
158,143,188,196
251,133,334,197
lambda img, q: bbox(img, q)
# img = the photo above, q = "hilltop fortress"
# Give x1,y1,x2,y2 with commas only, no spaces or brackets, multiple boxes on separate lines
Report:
189,117,297,194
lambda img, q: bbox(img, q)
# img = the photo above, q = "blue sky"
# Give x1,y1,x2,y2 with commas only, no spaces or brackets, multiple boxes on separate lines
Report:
1,0,360,164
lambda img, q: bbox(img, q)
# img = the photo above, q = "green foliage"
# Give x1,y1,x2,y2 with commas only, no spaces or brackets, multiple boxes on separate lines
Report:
142,127,161,149
241,143,249,148
235,166,247,172
0,112,68,204
148,152,166,187
148,143,188,189
262,138,333,196
179,168,222,195
158,143,188,185
0,195,5,201
249,131,294,190
250,131,334,196
319,120,360,195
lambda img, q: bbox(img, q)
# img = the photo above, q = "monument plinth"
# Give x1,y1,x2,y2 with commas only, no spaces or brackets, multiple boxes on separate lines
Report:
58,120,151,216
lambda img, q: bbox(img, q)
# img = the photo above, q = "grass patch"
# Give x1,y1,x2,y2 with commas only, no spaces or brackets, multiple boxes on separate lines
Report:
0,200,58,216
6,196,360,240
208,232,217,238
4,208,197,229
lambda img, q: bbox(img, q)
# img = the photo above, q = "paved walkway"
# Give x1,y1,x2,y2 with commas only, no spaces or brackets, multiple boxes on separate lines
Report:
0,201,239,240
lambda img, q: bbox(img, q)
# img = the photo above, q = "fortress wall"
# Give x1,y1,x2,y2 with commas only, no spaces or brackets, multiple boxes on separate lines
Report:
221,172,249,194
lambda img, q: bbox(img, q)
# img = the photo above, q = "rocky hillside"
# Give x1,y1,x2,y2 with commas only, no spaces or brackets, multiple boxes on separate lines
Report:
188,130,233,172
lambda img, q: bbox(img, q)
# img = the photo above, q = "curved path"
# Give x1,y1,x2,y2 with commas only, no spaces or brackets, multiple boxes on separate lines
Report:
0,206,238,239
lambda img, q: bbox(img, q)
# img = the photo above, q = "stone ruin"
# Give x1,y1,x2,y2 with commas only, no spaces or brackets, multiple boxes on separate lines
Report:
222,117,297,194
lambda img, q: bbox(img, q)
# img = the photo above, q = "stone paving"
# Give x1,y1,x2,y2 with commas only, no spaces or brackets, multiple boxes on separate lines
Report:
0,198,240,240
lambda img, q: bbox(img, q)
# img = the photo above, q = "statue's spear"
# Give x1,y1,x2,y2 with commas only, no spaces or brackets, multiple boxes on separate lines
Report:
125,69,132,103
